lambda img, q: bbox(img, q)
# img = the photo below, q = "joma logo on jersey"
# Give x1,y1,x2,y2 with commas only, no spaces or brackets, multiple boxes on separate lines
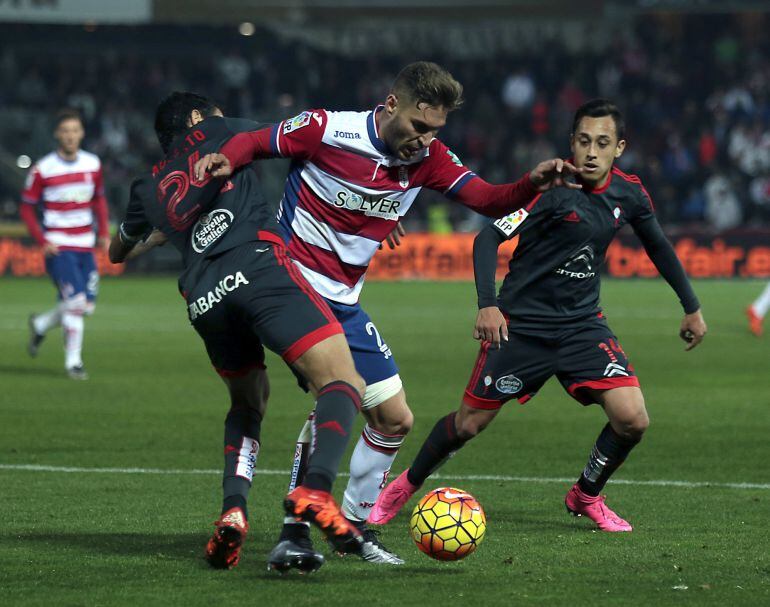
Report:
188,271,249,320
334,190,401,219
192,209,233,253
334,130,361,140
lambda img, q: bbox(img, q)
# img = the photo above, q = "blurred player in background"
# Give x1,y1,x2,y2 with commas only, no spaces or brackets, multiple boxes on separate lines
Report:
372,99,707,533
746,284,770,336
110,92,367,572
195,61,581,567
21,109,110,380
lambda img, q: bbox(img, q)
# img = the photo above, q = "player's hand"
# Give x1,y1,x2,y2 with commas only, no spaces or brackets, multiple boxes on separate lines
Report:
194,153,233,181
528,158,583,192
98,236,111,253
679,309,707,351
473,306,508,348
379,223,406,250
144,229,168,248
42,242,59,256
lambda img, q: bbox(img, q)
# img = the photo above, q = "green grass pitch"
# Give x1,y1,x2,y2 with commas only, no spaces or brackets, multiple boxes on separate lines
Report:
1,276,768,606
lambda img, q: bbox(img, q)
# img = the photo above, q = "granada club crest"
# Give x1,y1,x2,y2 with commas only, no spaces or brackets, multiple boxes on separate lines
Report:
398,166,409,189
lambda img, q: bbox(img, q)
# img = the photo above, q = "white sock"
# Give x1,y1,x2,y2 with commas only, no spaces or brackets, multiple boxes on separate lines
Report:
342,425,405,522
752,282,770,318
284,412,314,527
62,312,84,369
34,306,62,334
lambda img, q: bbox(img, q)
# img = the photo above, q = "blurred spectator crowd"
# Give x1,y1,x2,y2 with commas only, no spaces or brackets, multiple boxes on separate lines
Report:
1,13,769,233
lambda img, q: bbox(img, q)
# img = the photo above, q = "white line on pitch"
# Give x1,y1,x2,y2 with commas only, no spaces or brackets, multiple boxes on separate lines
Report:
1,463,768,491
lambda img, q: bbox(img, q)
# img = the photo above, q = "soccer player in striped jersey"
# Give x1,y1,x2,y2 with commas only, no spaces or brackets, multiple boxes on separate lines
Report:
21,109,109,380
372,99,708,533
195,61,580,568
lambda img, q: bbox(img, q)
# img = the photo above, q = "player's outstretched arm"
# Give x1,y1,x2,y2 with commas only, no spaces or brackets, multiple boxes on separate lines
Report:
472,225,508,347
632,216,706,350
193,126,274,181
195,112,326,182
451,158,582,219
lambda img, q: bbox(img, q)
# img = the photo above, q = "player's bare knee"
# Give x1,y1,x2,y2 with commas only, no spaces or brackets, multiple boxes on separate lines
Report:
398,407,414,434
629,409,650,439
363,388,412,435
613,409,649,441
381,407,413,435
368,414,412,436
626,395,649,439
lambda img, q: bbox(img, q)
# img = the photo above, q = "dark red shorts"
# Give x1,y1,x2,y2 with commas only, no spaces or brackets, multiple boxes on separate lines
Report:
463,318,639,410
187,239,342,377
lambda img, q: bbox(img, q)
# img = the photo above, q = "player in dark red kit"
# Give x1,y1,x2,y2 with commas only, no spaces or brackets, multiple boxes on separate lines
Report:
372,99,707,532
109,92,367,572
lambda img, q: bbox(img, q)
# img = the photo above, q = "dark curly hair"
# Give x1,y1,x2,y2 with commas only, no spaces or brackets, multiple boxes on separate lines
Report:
154,91,220,153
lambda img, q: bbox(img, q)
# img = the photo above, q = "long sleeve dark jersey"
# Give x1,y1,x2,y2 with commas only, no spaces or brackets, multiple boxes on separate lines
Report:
118,117,279,291
473,167,700,329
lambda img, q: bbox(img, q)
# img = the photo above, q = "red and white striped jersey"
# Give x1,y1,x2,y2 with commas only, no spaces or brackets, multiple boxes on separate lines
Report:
271,107,476,304
21,151,108,251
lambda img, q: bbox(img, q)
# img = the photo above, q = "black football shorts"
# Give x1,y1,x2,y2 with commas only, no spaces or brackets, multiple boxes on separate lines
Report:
463,317,639,409
185,238,342,377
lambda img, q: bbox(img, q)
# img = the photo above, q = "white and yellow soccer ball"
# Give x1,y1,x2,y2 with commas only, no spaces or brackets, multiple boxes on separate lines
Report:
409,487,486,561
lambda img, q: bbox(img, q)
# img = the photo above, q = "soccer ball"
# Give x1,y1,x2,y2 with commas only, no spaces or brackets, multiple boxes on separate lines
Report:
409,487,486,561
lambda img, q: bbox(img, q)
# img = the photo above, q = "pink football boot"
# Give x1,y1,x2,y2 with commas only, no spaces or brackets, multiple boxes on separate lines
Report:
368,470,420,525
565,483,632,532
